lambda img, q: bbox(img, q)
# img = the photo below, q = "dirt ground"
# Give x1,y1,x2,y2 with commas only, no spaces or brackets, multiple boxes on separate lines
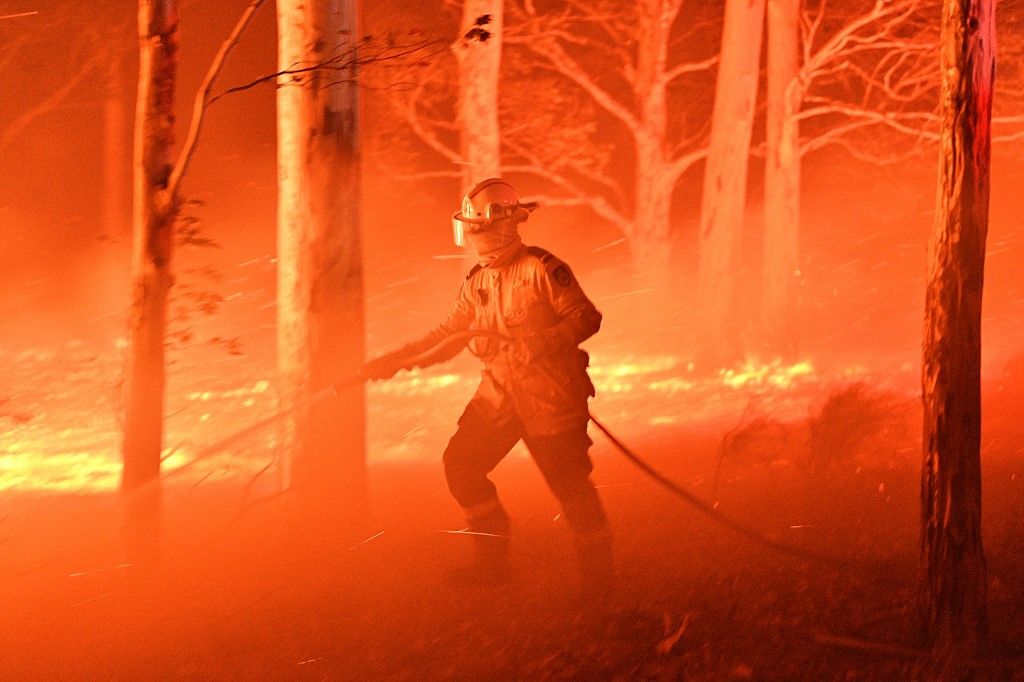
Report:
2,405,1023,681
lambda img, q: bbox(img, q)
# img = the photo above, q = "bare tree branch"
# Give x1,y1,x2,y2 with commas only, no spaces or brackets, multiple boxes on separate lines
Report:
165,0,267,203
663,54,720,86
665,146,710,186
391,58,462,165
503,157,631,233
792,0,961,163
803,0,920,84
208,38,447,105
165,4,446,207
525,39,639,131
799,99,940,139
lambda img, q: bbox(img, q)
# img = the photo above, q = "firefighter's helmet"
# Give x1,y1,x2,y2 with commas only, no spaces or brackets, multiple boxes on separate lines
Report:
452,178,531,247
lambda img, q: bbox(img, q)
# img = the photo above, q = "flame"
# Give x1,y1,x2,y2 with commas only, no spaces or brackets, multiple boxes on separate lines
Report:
719,359,815,389
0,449,121,493
1,344,853,494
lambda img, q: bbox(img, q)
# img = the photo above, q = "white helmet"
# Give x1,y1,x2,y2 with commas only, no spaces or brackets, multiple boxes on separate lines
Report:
451,178,531,247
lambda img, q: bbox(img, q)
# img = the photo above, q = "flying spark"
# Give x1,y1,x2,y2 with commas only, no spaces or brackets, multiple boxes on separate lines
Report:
68,563,132,578
592,238,626,253
440,528,509,538
348,530,385,551
0,11,39,21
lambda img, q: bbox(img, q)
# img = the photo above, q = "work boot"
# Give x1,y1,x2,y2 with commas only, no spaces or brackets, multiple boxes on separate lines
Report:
447,501,512,587
573,528,614,605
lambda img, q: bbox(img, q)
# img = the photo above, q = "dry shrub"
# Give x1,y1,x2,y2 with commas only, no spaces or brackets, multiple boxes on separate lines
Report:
718,416,792,468
806,383,914,472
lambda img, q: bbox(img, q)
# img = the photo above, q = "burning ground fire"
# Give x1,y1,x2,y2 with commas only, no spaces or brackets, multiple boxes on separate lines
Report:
0,339,912,496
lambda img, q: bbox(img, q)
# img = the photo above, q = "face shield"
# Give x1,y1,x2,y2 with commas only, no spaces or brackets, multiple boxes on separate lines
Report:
451,211,490,248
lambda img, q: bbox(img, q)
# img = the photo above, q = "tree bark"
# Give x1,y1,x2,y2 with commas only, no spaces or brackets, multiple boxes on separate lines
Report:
631,133,673,299
698,0,766,359
630,0,674,299
453,0,503,191
122,0,178,493
277,0,367,518
762,0,801,355
921,0,994,657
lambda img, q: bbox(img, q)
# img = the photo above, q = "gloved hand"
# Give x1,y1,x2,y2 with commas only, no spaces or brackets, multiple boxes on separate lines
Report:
508,332,554,365
359,352,408,381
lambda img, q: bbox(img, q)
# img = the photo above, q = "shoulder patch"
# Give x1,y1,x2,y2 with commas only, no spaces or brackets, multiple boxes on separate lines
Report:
552,264,572,287
465,264,482,280
526,245,554,263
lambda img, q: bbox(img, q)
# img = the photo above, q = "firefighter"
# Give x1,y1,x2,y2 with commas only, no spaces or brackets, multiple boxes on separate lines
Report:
362,178,612,595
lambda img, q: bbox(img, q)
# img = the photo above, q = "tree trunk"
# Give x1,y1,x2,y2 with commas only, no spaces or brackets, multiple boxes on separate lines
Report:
629,0,674,303
121,0,178,558
697,0,766,360
122,0,178,493
103,53,129,240
277,0,367,520
921,0,994,657
630,185,673,293
631,132,673,299
762,0,801,356
453,0,503,191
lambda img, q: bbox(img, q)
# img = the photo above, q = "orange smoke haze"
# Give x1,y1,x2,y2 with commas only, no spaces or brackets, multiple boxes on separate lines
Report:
1,1,1022,491
1,2,1023,678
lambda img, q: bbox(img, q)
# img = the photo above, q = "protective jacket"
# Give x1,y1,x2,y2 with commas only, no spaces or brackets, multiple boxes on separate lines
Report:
397,244,601,436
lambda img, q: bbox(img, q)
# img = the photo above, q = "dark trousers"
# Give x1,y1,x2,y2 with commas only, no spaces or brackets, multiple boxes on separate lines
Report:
442,407,608,534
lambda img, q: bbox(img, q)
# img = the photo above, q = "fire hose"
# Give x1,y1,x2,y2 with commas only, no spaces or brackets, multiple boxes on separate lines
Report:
183,329,855,568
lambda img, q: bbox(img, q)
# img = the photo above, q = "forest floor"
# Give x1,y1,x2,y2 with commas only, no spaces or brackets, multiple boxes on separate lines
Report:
2,388,1024,681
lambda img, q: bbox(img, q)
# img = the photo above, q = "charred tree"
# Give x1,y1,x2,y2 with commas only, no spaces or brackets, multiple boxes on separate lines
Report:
277,0,367,519
762,0,802,355
921,0,995,656
121,0,265,499
122,0,179,493
454,0,503,191
119,0,179,556
697,0,766,356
